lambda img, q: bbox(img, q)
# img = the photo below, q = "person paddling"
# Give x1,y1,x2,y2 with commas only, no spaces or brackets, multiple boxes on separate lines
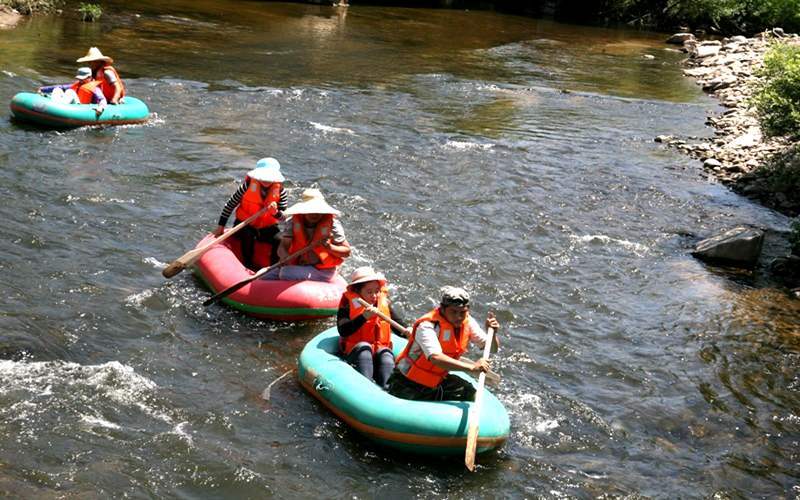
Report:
39,67,107,115
387,286,500,402
76,47,125,104
265,188,350,282
214,158,288,271
337,267,409,389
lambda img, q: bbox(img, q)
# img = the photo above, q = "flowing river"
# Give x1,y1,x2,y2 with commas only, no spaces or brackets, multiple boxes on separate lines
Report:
0,1,798,496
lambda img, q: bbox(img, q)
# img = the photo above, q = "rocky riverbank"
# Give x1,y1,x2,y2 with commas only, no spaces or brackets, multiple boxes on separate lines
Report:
657,29,800,217
0,5,22,28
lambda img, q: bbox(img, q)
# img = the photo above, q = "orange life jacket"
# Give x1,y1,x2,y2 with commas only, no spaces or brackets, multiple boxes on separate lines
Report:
288,215,343,270
235,178,282,229
95,65,125,101
69,80,102,105
395,308,472,388
340,289,392,354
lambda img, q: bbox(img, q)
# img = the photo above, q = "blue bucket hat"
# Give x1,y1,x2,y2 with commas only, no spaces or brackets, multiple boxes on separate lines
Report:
247,157,284,183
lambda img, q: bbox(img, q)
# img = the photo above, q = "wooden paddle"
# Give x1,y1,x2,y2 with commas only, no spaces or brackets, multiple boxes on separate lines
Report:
202,239,322,307
464,324,496,472
354,298,500,384
162,207,268,279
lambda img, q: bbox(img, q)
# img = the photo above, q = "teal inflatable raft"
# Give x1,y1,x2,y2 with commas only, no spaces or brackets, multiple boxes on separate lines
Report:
9,92,149,128
298,327,510,455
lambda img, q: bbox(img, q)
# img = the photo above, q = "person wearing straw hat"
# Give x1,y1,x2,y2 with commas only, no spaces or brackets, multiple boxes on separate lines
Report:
387,286,500,402
76,47,125,104
38,67,107,115
213,158,288,270
337,266,409,389
265,188,350,282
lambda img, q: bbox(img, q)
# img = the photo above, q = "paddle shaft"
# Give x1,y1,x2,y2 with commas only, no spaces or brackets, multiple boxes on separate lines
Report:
464,326,495,472
162,206,268,278
202,239,322,306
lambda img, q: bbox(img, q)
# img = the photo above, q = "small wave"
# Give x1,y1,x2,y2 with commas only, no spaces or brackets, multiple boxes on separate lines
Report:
570,234,649,256
143,256,167,269
64,194,135,204
125,289,155,307
310,121,355,135
81,415,122,430
444,140,494,151
170,421,193,446
2,70,17,77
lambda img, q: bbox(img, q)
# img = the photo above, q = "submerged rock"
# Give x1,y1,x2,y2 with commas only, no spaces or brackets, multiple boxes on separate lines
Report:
692,227,765,267
667,33,695,45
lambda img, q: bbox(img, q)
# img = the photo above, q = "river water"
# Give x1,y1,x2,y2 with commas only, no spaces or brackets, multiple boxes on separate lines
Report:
1,1,798,497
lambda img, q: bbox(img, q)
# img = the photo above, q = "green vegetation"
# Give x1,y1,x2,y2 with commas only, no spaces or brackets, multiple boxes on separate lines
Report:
77,2,100,21
791,218,800,254
555,0,800,33
752,42,800,137
0,0,62,14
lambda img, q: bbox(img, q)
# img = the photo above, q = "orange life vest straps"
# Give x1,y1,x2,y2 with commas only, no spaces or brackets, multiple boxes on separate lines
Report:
395,308,472,388
235,178,282,229
341,289,392,354
289,215,343,270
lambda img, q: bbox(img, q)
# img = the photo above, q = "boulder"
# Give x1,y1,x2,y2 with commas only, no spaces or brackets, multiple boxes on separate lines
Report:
692,226,764,267
694,44,721,58
667,33,696,45
730,35,748,43
768,255,800,281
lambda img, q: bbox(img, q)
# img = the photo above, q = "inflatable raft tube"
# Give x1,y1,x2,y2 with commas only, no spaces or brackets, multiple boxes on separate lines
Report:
192,233,346,321
10,92,149,128
298,327,510,455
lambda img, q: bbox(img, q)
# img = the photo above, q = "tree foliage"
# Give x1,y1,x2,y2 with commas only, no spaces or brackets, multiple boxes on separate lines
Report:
752,43,800,138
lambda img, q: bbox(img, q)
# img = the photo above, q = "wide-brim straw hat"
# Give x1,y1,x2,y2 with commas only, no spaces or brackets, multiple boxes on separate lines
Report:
348,266,386,287
247,157,284,183
283,188,340,216
76,47,113,64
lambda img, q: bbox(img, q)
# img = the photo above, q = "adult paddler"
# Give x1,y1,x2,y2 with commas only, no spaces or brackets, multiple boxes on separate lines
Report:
387,286,500,401
214,157,288,270
266,188,350,282
76,47,125,104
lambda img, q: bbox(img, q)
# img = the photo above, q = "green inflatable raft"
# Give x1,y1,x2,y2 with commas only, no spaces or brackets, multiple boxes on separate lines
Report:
9,92,149,128
298,327,510,455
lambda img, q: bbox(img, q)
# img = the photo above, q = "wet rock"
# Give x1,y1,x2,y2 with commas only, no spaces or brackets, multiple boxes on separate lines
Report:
730,35,748,43
773,28,785,37
654,135,672,143
667,33,696,45
694,44,721,58
703,158,722,169
768,255,800,280
642,54,655,60
692,226,765,268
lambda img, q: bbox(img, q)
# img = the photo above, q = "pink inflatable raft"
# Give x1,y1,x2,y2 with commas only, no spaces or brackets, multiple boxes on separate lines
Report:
192,233,346,321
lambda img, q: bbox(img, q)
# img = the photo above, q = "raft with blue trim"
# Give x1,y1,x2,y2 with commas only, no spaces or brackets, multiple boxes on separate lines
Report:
298,327,510,455
192,233,346,321
9,92,149,128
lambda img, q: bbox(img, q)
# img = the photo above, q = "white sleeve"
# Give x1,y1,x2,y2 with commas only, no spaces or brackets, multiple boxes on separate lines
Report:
468,316,488,349
415,321,443,358
331,218,346,244
103,69,118,84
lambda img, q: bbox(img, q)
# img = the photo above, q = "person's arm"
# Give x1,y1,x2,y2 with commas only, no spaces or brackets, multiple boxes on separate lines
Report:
276,221,292,260
104,69,123,104
468,313,500,350
325,218,351,258
416,322,489,376
213,180,248,236
275,186,288,219
337,298,368,337
92,88,107,116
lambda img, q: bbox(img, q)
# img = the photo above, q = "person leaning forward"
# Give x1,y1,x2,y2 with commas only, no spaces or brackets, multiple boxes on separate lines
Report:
386,286,500,402
213,157,288,271
76,47,125,104
265,188,351,282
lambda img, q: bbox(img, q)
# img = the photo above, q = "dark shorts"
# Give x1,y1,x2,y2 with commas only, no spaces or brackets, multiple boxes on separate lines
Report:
386,370,476,402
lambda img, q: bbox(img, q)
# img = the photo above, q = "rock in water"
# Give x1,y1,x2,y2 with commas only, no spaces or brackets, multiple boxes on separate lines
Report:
667,33,695,45
692,226,764,267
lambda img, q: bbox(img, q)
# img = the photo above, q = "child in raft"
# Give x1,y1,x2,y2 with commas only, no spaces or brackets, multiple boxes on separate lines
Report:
214,158,288,271
337,267,410,389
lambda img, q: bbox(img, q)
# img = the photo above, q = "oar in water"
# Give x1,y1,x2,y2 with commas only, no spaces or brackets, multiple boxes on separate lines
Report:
464,323,497,472
162,207,268,279
202,239,322,307
355,297,500,383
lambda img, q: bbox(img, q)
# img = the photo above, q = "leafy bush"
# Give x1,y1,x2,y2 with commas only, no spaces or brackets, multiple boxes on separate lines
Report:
0,0,62,14
77,2,101,22
752,42,800,138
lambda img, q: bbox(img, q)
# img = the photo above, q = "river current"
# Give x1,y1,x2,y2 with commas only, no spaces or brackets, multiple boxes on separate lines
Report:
0,1,798,497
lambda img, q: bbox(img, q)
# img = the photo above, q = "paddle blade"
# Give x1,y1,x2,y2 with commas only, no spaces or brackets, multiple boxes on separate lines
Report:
465,423,479,471
162,261,186,278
